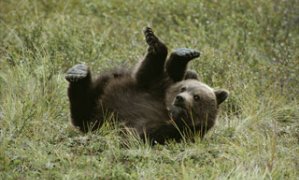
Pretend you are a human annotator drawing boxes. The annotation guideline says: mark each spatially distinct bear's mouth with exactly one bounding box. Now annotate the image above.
[168,104,188,120]
[173,101,187,109]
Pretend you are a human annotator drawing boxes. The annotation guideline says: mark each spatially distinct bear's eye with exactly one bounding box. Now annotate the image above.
[193,95,200,101]
[180,87,187,92]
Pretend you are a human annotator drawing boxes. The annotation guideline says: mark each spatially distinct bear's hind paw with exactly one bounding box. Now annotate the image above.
[65,64,89,82]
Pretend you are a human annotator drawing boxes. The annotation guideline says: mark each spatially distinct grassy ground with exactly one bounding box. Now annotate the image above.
[0,0,298,179]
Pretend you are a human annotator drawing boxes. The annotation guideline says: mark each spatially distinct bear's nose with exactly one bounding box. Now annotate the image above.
[175,95,184,103]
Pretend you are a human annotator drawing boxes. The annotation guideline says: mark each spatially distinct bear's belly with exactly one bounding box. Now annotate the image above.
[101,80,170,136]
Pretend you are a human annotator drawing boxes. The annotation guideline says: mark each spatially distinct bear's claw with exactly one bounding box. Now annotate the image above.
[172,48,200,61]
[143,27,159,47]
[65,64,89,82]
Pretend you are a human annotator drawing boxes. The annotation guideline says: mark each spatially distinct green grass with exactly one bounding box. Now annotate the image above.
[0,0,298,179]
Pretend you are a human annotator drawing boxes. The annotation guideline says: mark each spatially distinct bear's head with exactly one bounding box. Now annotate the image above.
[165,79,229,137]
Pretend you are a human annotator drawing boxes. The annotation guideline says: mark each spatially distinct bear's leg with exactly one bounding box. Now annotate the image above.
[166,48,200,82]
[66,64,103,132]
[135,27,168,88]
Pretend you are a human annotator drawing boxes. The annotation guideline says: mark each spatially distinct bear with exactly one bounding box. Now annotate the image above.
[165,79,229,139]
[65,27,228,144]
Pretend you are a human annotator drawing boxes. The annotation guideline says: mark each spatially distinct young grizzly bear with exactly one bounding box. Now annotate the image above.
[66,27,228,144]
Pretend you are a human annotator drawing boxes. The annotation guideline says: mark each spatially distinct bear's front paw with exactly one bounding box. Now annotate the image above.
[143,27,159,47]
[172,48,200,62]
[65,64,89,82]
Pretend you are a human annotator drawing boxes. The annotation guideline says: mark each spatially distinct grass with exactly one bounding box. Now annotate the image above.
[0,0,298,179]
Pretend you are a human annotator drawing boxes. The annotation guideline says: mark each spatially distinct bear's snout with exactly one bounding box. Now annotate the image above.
[174,95,187,108]
[173,92,193,110]
[175,95,184,103]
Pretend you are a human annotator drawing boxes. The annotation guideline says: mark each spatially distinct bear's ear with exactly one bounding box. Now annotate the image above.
[214,89,229,105]
[184,70,200,80]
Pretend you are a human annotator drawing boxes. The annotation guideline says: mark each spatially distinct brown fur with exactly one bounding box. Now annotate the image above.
[65,27,228,144]
[166,80,228,138]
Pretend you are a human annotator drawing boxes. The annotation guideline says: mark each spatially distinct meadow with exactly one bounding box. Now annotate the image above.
[0,0,298,179]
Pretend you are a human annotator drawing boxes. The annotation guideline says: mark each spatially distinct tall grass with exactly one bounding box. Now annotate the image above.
[0,0,298,179]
